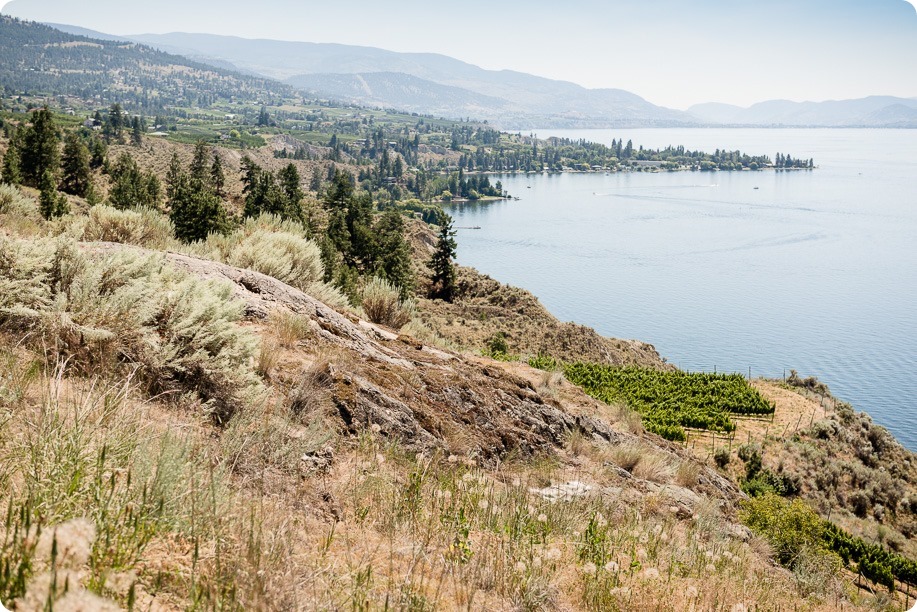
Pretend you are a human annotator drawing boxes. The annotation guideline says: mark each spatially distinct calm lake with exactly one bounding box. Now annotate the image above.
[446,128,917,450]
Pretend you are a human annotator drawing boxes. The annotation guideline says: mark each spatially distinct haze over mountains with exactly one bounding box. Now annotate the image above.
[689,97,917,128]
[45,23,917,129]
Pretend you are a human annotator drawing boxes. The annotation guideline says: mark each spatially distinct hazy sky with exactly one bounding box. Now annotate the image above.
[3,0,916,108]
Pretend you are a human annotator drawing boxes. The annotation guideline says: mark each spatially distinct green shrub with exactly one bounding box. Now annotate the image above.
[0,184,37,217]
[195,214,348,309]
[82,205,178,250]
[739,493,828,567]
[0,236,261,422]
[713,448,731,469]
[484,332,510,359]
[528,354,558,371]
[360,277,415,330]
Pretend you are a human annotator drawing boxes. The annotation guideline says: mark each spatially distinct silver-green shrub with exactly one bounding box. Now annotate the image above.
[81,205,178,250]
[195,214,348,308]
[360,276,416,330]
[0,235,261,422]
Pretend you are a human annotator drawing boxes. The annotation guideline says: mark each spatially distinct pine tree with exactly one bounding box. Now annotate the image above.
[166,153,184,201]
[89,137,107,169]
[1,128,22,185]
[169,175,227,243]
[39,168,68,219]
[60,132,91,197]
[104,103,124,143]
[169,149,227,242]
[189,140,211,187]
[428,213,457,302]
[210,153,226,197]
[108,153,159,210]
[20,107,60,187]
[373,208,413,297]
[85,180,101,207]
[309,167,322,192]
[257,106,271,127]
[277,163,304,221]
[131,116,143,146]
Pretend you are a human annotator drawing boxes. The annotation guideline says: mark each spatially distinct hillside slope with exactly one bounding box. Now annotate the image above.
[2,177,915,608]
[0,16,294,109]
[55,27,699,128]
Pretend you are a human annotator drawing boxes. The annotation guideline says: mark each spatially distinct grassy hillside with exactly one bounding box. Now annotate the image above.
[1,158,915,610]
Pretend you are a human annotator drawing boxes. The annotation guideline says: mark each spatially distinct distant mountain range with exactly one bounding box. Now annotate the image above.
[1,17,293,109]
[47,26,697,129]
[688,97,917,128]
[44,23,917,129]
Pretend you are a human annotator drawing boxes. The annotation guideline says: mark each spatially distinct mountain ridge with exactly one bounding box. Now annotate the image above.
[46,24,697,128]
[688,95,917,127]
[36,21,917,129]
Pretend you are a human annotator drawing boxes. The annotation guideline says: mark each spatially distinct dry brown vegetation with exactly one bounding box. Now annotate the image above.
[1,166,911,611]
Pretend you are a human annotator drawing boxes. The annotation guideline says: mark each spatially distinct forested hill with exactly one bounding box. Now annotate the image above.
[0,16,295,111]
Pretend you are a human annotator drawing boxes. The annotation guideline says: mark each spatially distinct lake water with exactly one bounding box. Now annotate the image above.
[446,129,917,450]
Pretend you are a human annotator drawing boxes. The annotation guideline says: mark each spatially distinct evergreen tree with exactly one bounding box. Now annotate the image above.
[257,106,271,127]
[1,128,22,185]
[89,136,107,169]
[108,153,160,210]
[131,116,143,146]
[189,140,211,186]
[104,103,124,143]
[428,213,457,302]
[309,167,322,192]
[372,208,413,297]
[210,153,225,197]
[167,147,227,243]
[169,177,227,243]
[39,168,68,219]
[277,163,304,221]
[60,132,91,197]
[166,153,184,201]
[85,180,101,207]
[20,107,60,187]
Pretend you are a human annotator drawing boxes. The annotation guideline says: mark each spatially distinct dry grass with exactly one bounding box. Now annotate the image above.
[632,451,674,483]
[360,276,415,330]
[610,443,643,473]
[675,459,702,488]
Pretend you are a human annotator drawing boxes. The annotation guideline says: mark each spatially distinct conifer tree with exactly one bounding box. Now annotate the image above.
[210,153,225,197]
[189,140,211,186]
[85,180,101,207]
[277,163,304,221]
[20,107,59,187]
[428,213,457,302]
[373,208,413,297]
[309,167,322,192]
[89,137,107,169]
[170,183,226,243]
[108,153,160,210]
[39,168,68,219]
[1,128,22,185]
[131,116,143,146]
[60,132,91,197]
[104,103,124,143]
[169,150,227,243]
